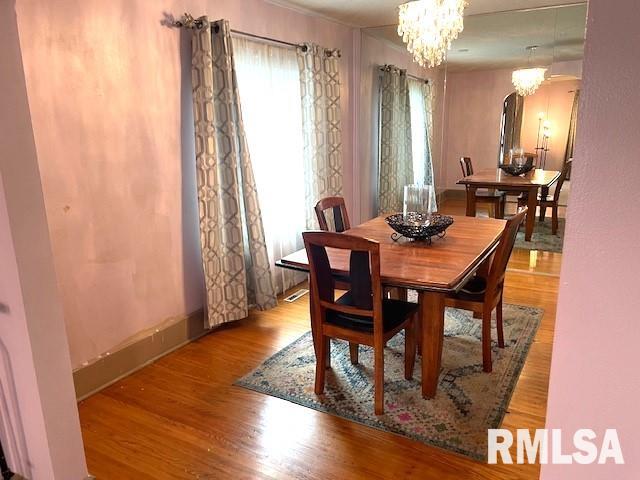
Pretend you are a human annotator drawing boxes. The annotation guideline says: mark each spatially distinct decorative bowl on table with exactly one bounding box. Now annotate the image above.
[499,159,535,176]
[385,212,454,244]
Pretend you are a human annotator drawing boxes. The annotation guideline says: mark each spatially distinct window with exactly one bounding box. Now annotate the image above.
[408,78,437,209]
[234,38,306,293]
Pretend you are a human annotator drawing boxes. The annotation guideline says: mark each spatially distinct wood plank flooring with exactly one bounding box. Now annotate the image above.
[78,199,562,479]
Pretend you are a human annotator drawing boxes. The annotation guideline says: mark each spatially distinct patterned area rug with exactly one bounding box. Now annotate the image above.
[515,217,565,253]
[236,304,542,460]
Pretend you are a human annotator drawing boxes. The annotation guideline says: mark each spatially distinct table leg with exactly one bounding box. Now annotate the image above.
[525,187,538,241]
[466,187,478,217]
[419,291,445,399]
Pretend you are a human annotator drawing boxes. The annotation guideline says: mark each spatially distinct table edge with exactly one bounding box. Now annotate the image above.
[275,236,501,293]
[457,170,561,188]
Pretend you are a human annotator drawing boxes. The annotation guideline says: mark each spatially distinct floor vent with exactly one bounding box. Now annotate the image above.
[283,289,309,303]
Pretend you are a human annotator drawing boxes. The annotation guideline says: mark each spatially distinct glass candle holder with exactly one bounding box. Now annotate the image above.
[510,147,525,166]
[403,184,434,225]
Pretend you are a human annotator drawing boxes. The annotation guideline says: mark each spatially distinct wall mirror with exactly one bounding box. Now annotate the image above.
[362,2,587,192]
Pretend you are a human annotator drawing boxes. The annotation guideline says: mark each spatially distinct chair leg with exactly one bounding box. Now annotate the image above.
[539,204,547,222]
[482,307,493,373]
[552,205,559,235]
[497,298,505,348]
[404,316,417,380]
[497,199,505,219]
[325,338,331,369]
[314,335,327,394]
[349,342,359,365]
[374,343,385,415]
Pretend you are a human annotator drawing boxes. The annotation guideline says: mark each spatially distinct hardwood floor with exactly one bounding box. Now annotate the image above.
[78,199,562,479]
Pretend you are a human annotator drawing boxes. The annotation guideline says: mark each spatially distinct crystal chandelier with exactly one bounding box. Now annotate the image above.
[512,68,547,96]
[398,0,466,68]
[512,46,547,96]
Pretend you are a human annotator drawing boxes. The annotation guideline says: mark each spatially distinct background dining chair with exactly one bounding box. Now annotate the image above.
[303,231,418,415]
[314,196,352,292]
[519,159,571,234]
[524,152,539,167]
[460,157,505,219]
[314,196,351,232]
[444,208,527,372]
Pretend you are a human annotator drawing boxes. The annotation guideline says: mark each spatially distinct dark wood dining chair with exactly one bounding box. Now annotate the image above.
[315,196,405,300]
[303,231,418,415]
[444,208,527,373]
[519,159,571,234]
[524,152,539,167]
[460,157,505,219]
[314,197,351,233]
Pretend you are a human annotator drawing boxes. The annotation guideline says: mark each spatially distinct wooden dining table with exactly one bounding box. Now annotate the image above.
[458,168,560,241]
[276,214,506,399]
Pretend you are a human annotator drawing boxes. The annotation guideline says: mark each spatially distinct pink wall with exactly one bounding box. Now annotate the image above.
[14,0,356,369]
[542,1,640,478]
[521,79,581,172]
[0,2,87,477]
[358,32,446,222]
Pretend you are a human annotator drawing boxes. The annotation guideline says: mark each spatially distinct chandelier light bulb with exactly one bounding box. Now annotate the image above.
[512,68,547,96]
[398,0,466,68]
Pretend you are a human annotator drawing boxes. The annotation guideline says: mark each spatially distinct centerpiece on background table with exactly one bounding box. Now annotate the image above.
[500,147,535,176]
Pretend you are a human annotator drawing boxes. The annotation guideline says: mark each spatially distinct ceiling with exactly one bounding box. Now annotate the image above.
[365,3,588,72]
[269,0,586,28]
[270,0,587,72]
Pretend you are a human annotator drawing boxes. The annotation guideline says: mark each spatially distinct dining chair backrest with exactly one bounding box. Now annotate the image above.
[460,157,474,177]
[553,159,573,203]
[487,208,528,295]
[302,232,383,328]
[524,152,538,167]
[314,197,351,233]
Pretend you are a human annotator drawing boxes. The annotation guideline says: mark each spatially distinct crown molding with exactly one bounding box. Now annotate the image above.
[263,0,363,28]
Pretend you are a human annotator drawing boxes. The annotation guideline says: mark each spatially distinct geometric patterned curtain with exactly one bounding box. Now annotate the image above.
[297,43,343,229]
[378,65,413,214]
[191,17,277,328]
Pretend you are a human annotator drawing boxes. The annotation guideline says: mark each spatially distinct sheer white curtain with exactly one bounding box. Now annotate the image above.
[234,37,306,293]
[408,78,437,210]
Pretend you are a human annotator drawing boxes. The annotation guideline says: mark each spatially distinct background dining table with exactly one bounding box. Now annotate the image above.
[457,168,560,240]
[277,214,506,399]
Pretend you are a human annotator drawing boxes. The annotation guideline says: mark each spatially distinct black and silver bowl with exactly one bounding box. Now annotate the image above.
[385,212,454,243]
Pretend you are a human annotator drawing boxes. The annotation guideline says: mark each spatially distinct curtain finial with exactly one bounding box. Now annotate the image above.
[173,13,206,29]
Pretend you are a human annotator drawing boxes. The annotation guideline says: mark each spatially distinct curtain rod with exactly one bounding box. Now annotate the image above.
[378,66,429,84]
[231,30,303,50]
[173,13,341,57]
